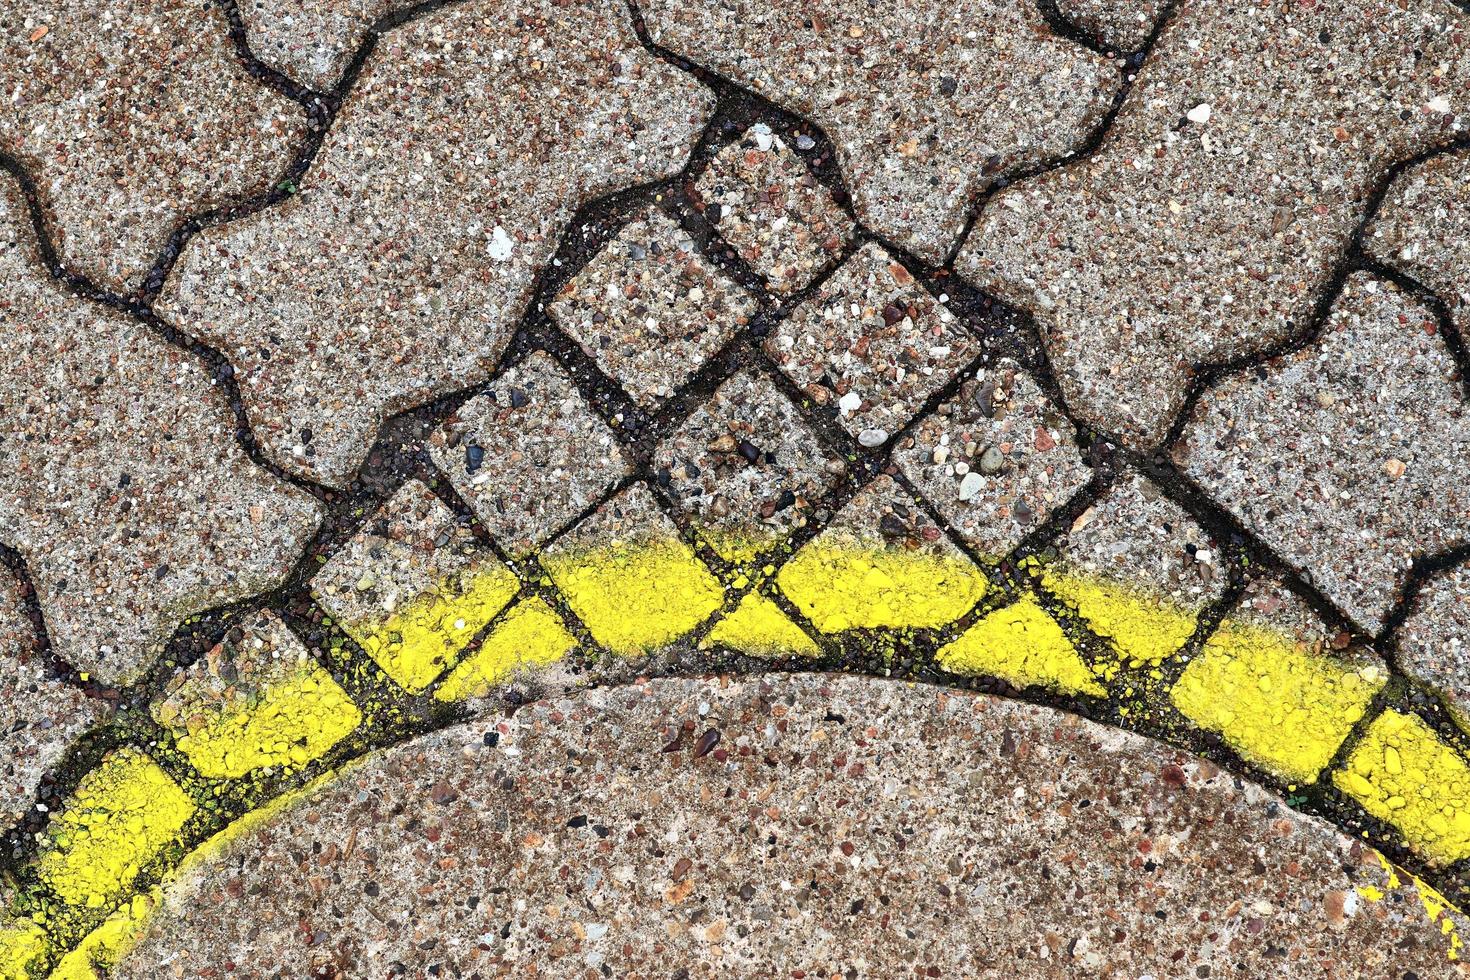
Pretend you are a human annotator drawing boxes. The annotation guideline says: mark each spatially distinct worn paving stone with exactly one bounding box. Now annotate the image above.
[1368,147,1470,340]
[0,178,322,688]
[1042,469,1224,666]
[1398,563,1470,730]
[0,0,306,292]
[653,369,844,563]
[1175,273,1470,635]
[1055,0,1170,51]
[158,0,713,487]
[428,352,631,560]
[766,241,977,448]
[643,0,1121,265]
[117,674,1468,977]
[549,209,758,407]
[693,126,854,295]
[895,358,1092,560]
[0,565,106,832]
[311,480,519,693]
[237,0,400,91]
[960,0,1470,449]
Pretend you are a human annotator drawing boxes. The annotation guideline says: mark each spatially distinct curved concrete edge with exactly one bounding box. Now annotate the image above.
[117,674,1467,978]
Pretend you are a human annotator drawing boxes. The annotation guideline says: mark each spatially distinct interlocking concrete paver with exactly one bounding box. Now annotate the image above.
[643,0,1121,265]
[0,178,322,688]
[654,369,843,563]
[550,209,758,406]
[960,0,1470,449]
[158,0,714,487]
[1055,0,1169,51]
[116,675,1469,977]
[428,352,632,559]
[702,591,820,658]
[1369,148,1470,339]
[938,593,1105,697]
[896,358,1092,559]
[1042,470,1223,667]
[237,0,399,90]
[0,0,306,292]
[1176,274,1470,634]
[311,480,519,693]
[693,127,854,295]
[1398,564,1470,730]
[767,242,977,447]
[433,597,576,703]
[1,566,106,832]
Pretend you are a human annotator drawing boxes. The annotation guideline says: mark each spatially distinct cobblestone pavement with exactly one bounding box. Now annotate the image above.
[2,0,1470,975]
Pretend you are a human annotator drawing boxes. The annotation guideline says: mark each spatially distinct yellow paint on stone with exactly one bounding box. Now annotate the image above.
[778,546,986,634]
[1335,710,1470,867]
[0,921,45,980]
[1043,572,1199,666]
[155,665,362,780]
[937,594,1105,697]
[38,749,195,909]
[1172,620,1384,784]
[1357,850,1465,962]
[435,598,577,701]
[351,566,521,692]
[543,539,724,656]
[703,592,820,658]
[47,892,154,980]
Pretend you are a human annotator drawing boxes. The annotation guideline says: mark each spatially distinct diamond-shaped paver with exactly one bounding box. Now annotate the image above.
[0,176,323,687]
[0,0,307,292]
[937,593,1105,698]
[1,566,106,831]
[1398,564,1470,731]
[766,242,978,447]
[1368,148,1470,342]
[540,484,724,656]
[694,126,854,295]
[1042,470,1224,667]
[642,0,1120,264]
[157,0,714,486]
[428,352,631,559]
[778,476,988,634]
[1175,274,1470,634]
[150,610,361,779]
[312,481,519,692]
[896,359,1091,560]
[654,370,844,563]
[237,0,402,90]
[549,210,758,406]
[960,0,1470,449]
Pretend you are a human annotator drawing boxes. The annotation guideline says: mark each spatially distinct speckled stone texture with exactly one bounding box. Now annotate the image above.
[642,0,1120,265]
[694,126,854,295]
[0,0,305,292]
[1398,564,1470,727]
[428,352,631,559]
[117,674,1467,977]
[237,0,400,90]
[1056,0,1170,51]
[1368,148,1470,339]
[1175,274,1470,634]
[654,370,844,563]
[960,0,1470,449]
[767,242,977,447]
[896,358,1092,559]
[158,0,713,487]
[0,177,322,687]
[0,566,106,832]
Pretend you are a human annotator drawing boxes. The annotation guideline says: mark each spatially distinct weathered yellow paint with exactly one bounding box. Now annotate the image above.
[778,546,987,634]
[435,598,577,701]
[703,592,820,658]
[47,893,154,980]
[542,539,724,655]
[937,594,1105,697]
[351,567,521,692]
[37,750,196,910]
[155,664,361,780]
[0,920,45,980]
[1358,851,1464,961]
[1336,710,1470,867]
[1043,572,1199,666]
[1172,620,1384,784]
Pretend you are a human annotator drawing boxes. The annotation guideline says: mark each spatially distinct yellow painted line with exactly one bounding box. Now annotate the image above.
[1172,619,1384,785]
[778,546,987,634]
[1335,710,1470,867]
[435,598,577,701]
[46,893,153,980]
[937,593,1105,697]
[1358,851,1464,961]
[1042,571,1201,669]
[703,592,820,658]
[0,921,45,980]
